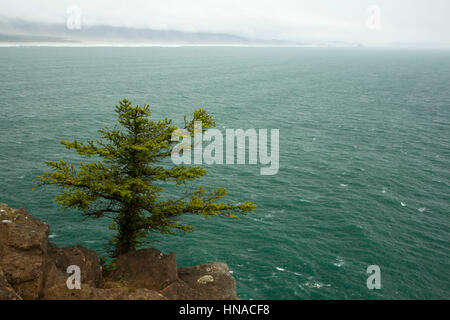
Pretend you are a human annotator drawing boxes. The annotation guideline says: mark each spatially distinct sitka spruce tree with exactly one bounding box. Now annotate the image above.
[36,99,256,257]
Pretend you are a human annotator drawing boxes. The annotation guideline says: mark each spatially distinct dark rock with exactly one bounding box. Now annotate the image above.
[178,262,237,300]
[0,204,51,299]
[42,284,167,300]
[0,267,21,300]
[119,288,167,300]
[105,248,177,290]
[42,261,67,293]
[58,245,102,287]
[48,242,70,270]
[160,279,197,300]
[41,244,102,296]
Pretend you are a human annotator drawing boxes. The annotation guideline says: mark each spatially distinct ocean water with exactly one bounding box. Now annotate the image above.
[0,47,449,299]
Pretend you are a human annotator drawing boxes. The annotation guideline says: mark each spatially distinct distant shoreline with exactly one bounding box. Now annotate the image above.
[0,42,362,48]
[1,43,448,49]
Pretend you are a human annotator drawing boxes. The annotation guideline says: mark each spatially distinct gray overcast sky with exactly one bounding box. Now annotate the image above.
[0,0,449,46]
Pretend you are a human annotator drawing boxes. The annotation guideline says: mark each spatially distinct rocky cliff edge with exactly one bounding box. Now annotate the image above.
[0,203,237,300]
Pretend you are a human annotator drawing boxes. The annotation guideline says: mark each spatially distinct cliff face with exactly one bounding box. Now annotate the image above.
[0,203,237,300]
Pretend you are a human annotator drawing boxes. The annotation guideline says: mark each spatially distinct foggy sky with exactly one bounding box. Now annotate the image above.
[0,0,449,46]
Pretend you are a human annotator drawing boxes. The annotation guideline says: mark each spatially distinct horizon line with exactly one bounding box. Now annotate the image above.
[1,43,450,49]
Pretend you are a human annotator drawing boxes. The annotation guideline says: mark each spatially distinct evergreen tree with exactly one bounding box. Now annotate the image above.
[35,99,256,257]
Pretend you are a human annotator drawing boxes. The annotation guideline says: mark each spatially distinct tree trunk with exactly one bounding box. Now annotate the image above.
[113,206,139,257]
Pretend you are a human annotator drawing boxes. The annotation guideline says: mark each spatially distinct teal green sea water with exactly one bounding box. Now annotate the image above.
[0,47,449,299]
